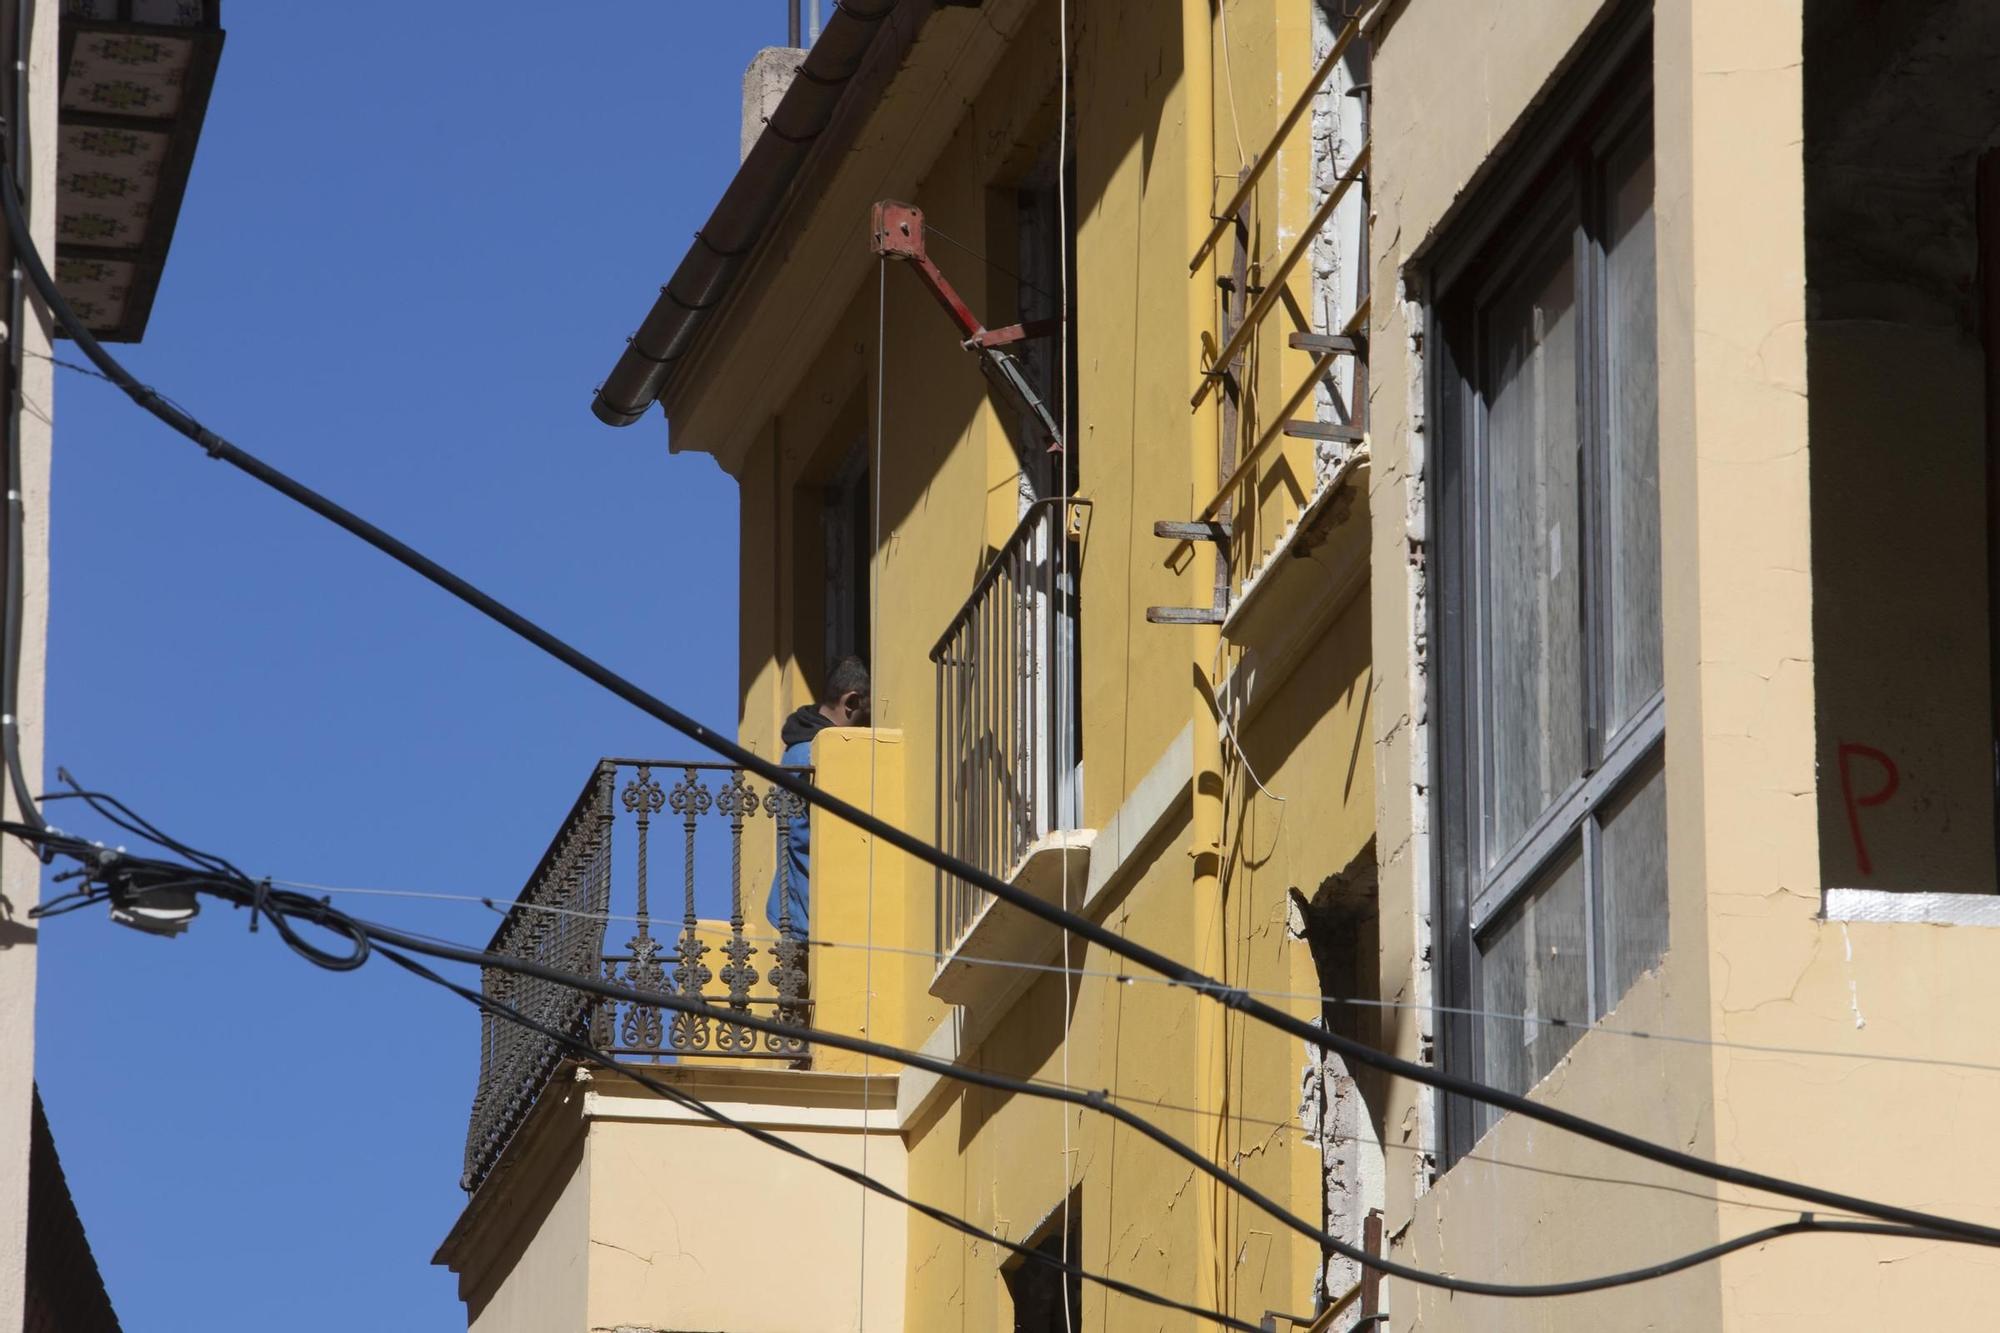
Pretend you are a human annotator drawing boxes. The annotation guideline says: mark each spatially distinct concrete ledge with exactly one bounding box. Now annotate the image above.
[1218,458,1371,733]
[1084,723,1193,908]
[1823,887,2000,927]
[928,830,1096,1007]
[1223,450,1369,644]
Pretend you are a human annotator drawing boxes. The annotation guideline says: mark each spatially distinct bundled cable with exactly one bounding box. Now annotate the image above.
[4,157,1995,1259]
[12,800,1994,1308]
[375,941,1269,1332]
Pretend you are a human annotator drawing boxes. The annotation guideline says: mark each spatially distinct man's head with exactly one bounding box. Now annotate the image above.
[819,656,872,727]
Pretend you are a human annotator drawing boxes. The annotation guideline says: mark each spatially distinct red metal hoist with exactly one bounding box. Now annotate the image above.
[869,200,1067,462]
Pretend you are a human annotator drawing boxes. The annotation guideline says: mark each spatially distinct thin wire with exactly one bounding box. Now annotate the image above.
[25,348,112,383]
[857,251,888,1330]
[273,904,2000,1287]
[1212,640,1288,809]
[999,1070,1877,1223]
[1214,0,1249,167]
[921,220,1057,303]
[17,157,2000,1255]
[351,943,2000,1303]
[157,863,2000,1297]
[22,820,2000,1300]
[68,857,1873,1229]
[267,877,2000,1079]
[1057,3,1076,1320]
[372,944,1269,1332]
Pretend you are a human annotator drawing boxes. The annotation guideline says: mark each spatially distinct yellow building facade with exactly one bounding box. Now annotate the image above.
[438,0,2000,1328]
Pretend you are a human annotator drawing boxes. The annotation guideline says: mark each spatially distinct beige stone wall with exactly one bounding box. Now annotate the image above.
[0,1,59,1326]
[1370,0,2000,1326]
[1366,0,1727,1323]
[583,1074,906,1333]
[464,1140,590,1333]
[449,0,2000,1325]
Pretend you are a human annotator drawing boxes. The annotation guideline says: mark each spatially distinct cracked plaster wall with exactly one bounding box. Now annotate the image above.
[1368,0,2000,1326]
[465,1138,590,1333]
[887,0,1382,1325]
[1366,0,1730,1325]
[585,1115,906,1333]
[894,0,1333,1325]
[1309,0,1369,490]
[1289,851,1388,1321]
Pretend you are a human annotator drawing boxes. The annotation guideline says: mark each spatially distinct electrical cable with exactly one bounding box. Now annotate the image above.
[55,839,1725,1194]
[380,945,1958,1320]
[919,221,1057,303]
[255,874,2000,1078]
[18,816,1995,1304]
[0,0,42,838]
[370,941,1271,1333]
[855,248,889,1331]
[44,773,246,879]
[184,893,2000,1297]
[8,144,2000,1256]
[1055,4,1077,1324]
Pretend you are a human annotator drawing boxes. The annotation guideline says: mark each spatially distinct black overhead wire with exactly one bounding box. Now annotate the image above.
[0,0,43,838]
[5,127,2000,1257]
[6,821,1254,1328]
[369,943,1270,1333]
[45,769,247,880]
[372,951,1946,1315]
[12,810,1991,1304]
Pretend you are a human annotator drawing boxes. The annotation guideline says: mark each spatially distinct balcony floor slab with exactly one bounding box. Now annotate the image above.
[929,829,1097,1008]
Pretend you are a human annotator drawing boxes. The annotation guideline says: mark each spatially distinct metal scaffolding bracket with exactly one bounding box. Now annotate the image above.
[870,199,1066,461]
[1156,19,1373,633]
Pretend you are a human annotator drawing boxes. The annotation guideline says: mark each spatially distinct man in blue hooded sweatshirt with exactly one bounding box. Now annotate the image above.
[766,656,870,941]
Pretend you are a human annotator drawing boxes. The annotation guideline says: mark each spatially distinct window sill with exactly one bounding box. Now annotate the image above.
[928,829,1098,1009]
[1822,887,2000,927]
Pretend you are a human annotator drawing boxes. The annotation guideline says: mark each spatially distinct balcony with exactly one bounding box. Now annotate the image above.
[929,497,1092,1004]
[460,758,813,1195]
[440,735,922,1328]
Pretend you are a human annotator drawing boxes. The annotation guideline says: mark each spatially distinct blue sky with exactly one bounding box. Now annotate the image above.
[33,5,781,1327]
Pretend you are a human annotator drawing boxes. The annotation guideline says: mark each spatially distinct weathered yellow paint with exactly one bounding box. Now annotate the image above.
[804,726,939,1067]
[671,0,1372,1326]
[451,1064,907,1333]
[445,0,2000,1327]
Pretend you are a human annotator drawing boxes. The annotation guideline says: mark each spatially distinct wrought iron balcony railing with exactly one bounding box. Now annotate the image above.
[461,758,813,1194]
[930,497,1087,957]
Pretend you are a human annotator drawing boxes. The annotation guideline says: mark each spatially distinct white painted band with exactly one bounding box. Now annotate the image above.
[1823,887,2000,928]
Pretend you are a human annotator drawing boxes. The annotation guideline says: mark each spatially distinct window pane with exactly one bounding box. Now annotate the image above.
[1475,842,1587,1134]
[1601,753,1668,1003]
[1604,139,1662,735]
[1482,232,1584,863]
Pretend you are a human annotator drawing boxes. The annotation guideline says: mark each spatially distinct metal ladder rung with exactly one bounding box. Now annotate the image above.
[1282,420,1365,443]
[1287,332,1364,355]
[1153,519,1231,543]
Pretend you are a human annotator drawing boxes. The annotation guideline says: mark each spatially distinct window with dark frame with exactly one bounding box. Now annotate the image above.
[1432,40,1665,1159]
[822,439,870,684]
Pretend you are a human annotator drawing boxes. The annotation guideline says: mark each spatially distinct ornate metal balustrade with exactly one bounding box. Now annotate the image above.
[461,758,814,1193]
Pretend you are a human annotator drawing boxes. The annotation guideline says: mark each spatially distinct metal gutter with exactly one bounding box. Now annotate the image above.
[591,0,926,427]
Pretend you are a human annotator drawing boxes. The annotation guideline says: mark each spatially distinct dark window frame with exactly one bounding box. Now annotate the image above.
[1428,20,1661,1166]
